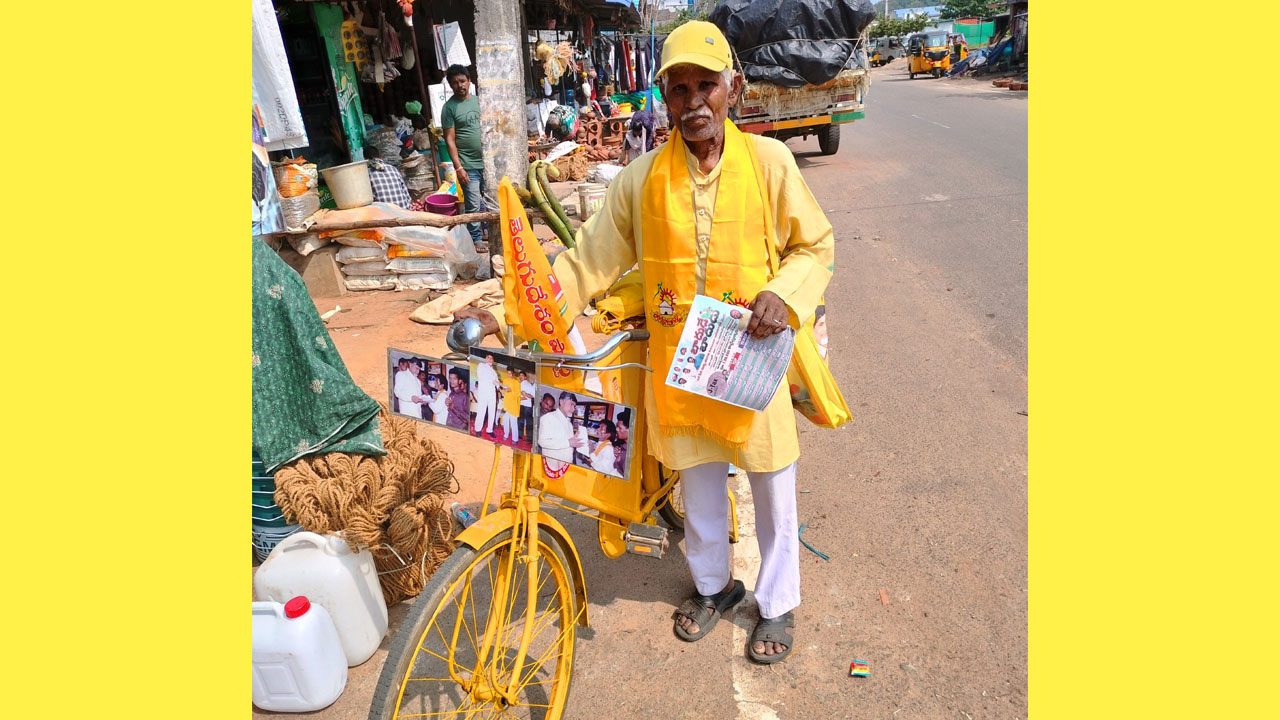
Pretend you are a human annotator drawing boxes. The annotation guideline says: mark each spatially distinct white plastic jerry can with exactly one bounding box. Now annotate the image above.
[253,531,389,666]
[252,597,347,712]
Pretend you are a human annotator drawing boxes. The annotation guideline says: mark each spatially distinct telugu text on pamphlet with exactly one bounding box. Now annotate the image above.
[665,295,795,411]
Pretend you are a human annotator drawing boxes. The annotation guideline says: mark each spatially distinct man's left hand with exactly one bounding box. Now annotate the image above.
[746,291,789,339]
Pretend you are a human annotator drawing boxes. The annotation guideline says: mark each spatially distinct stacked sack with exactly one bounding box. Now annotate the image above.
[319,203,481,292]
[332,232,395,292]
[387,243,455,290]
[273,159,321,229]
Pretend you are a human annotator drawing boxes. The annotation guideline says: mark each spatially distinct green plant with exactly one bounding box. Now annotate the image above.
[939,1,1003,20]
[868,15,929,39]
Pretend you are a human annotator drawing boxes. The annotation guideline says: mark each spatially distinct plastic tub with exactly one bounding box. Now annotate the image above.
[252,506,290,525]
[254,531,389,666]
[252,597,347,712]
[577,183,606,221]
[319,161,374,209]
[425,192,459,216]
[252,528,301,563]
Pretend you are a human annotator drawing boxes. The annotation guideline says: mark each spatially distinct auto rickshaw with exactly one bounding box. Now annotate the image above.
[906,31,952,78]
[869,36,900,67]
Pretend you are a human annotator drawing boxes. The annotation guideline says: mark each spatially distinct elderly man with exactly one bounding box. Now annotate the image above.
[456,20,833,664]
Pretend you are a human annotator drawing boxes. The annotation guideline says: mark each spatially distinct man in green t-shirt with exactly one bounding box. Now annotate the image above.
[441,64,486,246]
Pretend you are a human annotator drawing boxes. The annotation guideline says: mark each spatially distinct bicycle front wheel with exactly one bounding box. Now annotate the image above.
[370,528,579,720]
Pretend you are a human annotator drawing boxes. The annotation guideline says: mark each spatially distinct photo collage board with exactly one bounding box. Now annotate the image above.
[387,347,635,480]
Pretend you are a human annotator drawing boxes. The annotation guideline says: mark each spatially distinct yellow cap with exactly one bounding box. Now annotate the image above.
[655,21,733,79]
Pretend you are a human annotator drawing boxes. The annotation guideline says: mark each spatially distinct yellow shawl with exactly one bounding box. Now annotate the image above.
[640,120,770,447]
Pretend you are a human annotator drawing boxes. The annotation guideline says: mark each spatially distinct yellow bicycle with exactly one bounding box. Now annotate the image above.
[370,327,734,719]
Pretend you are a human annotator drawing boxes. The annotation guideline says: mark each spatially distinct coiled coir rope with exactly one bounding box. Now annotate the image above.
[273,403,459,606]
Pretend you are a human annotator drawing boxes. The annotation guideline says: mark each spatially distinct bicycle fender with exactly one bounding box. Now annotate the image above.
[454,510,590,628]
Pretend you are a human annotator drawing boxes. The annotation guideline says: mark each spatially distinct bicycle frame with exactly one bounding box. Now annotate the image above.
[439,325,697,709]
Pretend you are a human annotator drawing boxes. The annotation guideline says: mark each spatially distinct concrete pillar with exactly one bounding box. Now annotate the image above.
[473,0,529,203]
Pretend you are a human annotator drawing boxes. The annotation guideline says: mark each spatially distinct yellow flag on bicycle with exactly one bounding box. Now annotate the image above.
[497,177,584,391]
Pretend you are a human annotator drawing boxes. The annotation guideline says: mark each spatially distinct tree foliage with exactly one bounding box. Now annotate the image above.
[868,15,929,39]
[656,7,708,34]
[939,0,1003,20]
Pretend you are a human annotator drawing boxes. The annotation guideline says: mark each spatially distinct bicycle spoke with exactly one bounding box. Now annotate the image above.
[517,619,574,689]
[393,706,487,719]
[452,578,481,654]
[495,549,562,680]
[494,559,546,678]
[491,551,531,675]
[521,592,567,653]
[416,643,459,669]
[406,676,461,684]
[390,531,573,720]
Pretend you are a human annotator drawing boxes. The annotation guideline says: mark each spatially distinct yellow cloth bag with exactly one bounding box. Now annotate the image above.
[591,271,646,334]
[746,139,852,429]
[785,307,850,428]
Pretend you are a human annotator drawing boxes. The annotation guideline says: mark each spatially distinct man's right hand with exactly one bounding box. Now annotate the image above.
[456,167,470,188]
[454,306,501,337]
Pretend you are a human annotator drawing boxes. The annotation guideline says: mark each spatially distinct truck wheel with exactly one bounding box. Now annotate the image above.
[818,125,840,156]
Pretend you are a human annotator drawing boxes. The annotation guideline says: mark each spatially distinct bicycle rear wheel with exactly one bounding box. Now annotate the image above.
[370,528,578,720]
[656,464,685,531]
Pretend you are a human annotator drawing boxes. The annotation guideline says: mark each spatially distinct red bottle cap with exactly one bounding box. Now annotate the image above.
[284,596,311,618]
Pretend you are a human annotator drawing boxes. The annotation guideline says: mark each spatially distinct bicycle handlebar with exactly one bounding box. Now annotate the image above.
[527,328,649,364]
[446,319,649,365]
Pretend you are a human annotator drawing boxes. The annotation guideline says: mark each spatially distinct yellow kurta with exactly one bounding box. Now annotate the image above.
[510,135,834,472]
[500,379,521,415]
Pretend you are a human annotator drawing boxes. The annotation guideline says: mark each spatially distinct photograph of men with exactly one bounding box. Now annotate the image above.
[470,352,501,439]
[534,386,632,480]
[468,348,537,448]
[388,349,469,434]
[535,390,589,478]
[518,371,536,444]
[445,367,470,431]
[392,356,424,419]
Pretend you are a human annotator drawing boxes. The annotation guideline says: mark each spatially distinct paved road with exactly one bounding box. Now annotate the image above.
[561,68,1028,720]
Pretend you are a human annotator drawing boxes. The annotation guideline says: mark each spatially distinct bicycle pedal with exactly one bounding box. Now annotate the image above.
[624,522,669,558]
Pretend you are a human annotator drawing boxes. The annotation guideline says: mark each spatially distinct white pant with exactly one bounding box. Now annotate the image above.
[473,391,497,433]
[500,411,517,440]
[680,461,800,620]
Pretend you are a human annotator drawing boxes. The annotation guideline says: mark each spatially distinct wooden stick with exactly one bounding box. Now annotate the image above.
[305,210,500,232]
[265,204,565,236]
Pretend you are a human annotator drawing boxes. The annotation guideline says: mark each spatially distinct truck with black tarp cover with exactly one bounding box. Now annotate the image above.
[710,0,875,155]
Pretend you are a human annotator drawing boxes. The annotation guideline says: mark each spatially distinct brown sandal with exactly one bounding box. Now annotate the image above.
[673,580,746,642]
[747,611,795,664]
